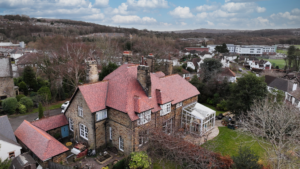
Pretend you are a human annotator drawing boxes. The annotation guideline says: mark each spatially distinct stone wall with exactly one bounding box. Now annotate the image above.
[52,153,67,164]
[48,127,61,138]
[65,90,95,149]
[0,77,15,98]
[95,118,106,149]
[106,108,133,155]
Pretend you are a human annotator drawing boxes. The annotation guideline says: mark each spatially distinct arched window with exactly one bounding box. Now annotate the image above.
[119,136,124,151]
[79,123,88,140]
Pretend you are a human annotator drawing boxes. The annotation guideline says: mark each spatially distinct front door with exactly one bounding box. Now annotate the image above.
[61,125,69,138]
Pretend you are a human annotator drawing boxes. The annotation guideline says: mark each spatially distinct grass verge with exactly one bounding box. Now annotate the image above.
[277,49,287,54]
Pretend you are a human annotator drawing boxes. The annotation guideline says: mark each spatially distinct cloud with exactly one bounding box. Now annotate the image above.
[256,7,266,13]
[112,3,128,15]
[180,22,187,26]
[196,4,218,12]
[209,9,236,17]
[111,15,157,24]
[271,11,300,21]
[207,21,214,26]
[127,0,168,8]
[94,0,109,7]
[292,8,300,14]
[196,12,208,19]
[83,13,105,20]
[160,22,172,26]
[169,6,193,18]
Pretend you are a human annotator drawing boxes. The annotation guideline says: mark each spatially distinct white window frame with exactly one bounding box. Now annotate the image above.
[119,136,124,151]
[160,102,171,116]
[163,118,173,134]
[176,102,183,108]
[69,118,74,131]
[79,123,88,140]
[109,127,112,140]
[137,110,151,125]
[96,109,107,121]
[78,106,83,117]
[139,130,149,147]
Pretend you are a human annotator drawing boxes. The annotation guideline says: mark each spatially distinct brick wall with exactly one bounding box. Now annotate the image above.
[65,90,95,149]
[0,77,15,98]
[95,119,106,149]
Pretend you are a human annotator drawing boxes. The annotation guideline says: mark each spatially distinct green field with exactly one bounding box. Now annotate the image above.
[294,45,300,49]
[277,49,287,54]
[257,58,286,69]
[203,127,268,161]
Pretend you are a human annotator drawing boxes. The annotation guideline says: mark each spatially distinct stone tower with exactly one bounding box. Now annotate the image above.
[86,59,99,83]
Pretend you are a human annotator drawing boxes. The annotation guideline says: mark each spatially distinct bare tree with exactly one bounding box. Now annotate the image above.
[240,98,300,169]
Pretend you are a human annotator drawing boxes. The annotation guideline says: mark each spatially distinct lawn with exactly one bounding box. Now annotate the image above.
[202,103,226,116]
[294,45,300,49]
[8,102,63,117]
[203,127,268,161]
[257,57,286,69]
[277,49,287,54]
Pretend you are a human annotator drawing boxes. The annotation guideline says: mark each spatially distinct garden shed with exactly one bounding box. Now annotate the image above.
[181,103,216,136]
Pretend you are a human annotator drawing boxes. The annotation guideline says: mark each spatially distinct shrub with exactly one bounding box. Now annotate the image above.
[37,86,52,102]
[232,146,263,169]
[54,133,60,139]
[18,103,26,114]
[16,94,25,101]
[2,97,18,115]
[217,100,228,111]
[29,92,37,97]
[128,151,151,169]
[19,81,28,96]
[38,103,44,119]
[19,97,33,111]
[113,158,130,169]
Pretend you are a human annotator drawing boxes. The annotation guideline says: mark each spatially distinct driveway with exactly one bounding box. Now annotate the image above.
[9,108,62,131]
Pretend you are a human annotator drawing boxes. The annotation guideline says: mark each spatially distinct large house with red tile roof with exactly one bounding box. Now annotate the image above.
[65,55,202,155]
[15,120,69,168]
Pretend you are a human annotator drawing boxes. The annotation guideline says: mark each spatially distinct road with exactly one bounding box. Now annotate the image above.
[8,108,62,131]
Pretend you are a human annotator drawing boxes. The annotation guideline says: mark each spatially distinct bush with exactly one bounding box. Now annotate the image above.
[19,97,33,111]
[54,133,60,139]
[18,103,26,114]
[29,92,37,97]
[113,158,129,169]
[16,94,25,101]
[2,97,18,115]
[128,151,151,169]
[37,86,52,102]
[19,81,28,96]
[38,103,44,119]
[232,146,263,169]
[217,100,228,111]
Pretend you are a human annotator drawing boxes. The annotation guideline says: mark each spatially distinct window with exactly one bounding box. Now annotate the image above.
[176,102,183,108]
[160,102,171,116]
[162,118,173,134]
[137,110,151,125]
[109,127,112,140]
[69,118,74,131]
[78,106,83,117]
[79,124,88,140]
[139,130,149,147]
[96,109,107,121]
[9,151,15,159]
[119,136,124,151]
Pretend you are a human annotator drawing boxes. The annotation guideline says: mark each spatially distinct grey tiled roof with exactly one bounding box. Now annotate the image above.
[265,75,293,92]
[10,152,36,169]
[0,57,12,77]
[0,115,18,143]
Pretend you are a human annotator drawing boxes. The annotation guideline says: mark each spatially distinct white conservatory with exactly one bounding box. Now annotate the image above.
[181,103,216,136]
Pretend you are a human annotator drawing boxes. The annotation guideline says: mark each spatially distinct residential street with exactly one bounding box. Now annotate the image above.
[9,108,62,131]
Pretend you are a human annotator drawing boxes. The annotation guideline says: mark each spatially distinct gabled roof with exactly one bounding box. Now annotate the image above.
[156,89,173,104]
[0,133,21,147]
[78,81,108,113]
[15,120,69,161]
[102,64,199,121]
[31,114,68,131]
[0,115,18,143]
[154,71,165,78]
[220,68,236,77]
[265,75,293,92]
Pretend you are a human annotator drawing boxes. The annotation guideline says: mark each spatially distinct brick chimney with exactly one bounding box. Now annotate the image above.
[86,59,99,83]
[137,65,151,97]
[122,51,132,64]
[146,53,155,72]
[165,59,173,76]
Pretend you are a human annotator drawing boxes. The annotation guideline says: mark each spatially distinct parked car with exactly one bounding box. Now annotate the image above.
[61,107,67,114]
[61,101,69,109]
[238,68,243,72]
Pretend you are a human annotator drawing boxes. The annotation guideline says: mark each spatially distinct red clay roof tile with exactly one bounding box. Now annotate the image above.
[31,114,68,131]
[15,120,69,161]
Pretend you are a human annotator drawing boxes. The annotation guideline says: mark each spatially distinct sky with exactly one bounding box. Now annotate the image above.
[0,0,299,31]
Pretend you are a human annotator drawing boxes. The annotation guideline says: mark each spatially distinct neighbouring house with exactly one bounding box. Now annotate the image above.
[15,120,69,169]
[244,58,272,70]
[31,114,69,139]
[0,57,16,100]
[64,53,209,156]
[184,47,209,53]
[220,56,238,68]
[10,152,37,169]
[0,115,22,160]
[265,75,298,104]
[218,68,236,83]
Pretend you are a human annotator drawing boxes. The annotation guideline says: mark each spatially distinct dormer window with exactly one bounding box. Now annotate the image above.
[160,102,171,116]
[137,110,151,125]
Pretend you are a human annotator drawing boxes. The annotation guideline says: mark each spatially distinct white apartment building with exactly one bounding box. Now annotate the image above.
[208,44,277,55]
